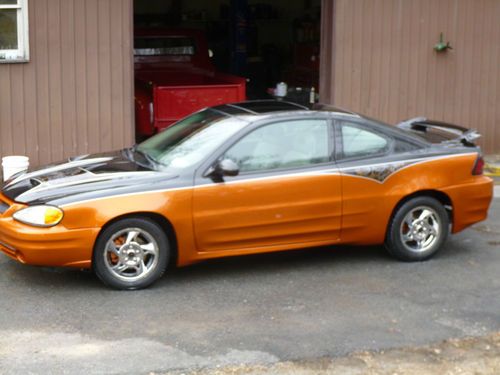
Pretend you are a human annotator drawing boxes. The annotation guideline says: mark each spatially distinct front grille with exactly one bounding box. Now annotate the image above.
[0,201,9,214]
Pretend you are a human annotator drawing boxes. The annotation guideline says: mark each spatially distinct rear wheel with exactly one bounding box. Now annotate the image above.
[385,196,449,261]
[93,218,169,290]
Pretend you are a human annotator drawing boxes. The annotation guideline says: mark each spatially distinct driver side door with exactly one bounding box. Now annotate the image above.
[192,117,342,254]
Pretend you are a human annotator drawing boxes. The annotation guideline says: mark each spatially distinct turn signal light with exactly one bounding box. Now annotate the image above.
[44,207,64,225]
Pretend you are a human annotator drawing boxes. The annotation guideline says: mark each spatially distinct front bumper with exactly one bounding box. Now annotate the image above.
[0,212,99,269]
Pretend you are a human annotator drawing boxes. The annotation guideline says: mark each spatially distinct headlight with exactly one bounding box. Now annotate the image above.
[13,205,64,227]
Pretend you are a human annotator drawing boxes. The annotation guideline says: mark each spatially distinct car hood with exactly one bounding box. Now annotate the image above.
[1,150,178,205]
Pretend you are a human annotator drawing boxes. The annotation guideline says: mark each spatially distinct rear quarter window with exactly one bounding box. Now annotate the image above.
[394,138,422,153]
[340,123,390,159]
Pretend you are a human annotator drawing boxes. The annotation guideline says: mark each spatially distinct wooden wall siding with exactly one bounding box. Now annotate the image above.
[0,0,134,166]
[321,0,500,153]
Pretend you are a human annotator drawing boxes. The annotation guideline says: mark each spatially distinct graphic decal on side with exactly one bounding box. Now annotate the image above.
[341,160,420,183]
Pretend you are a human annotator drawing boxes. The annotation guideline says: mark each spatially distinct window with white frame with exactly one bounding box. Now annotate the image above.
[0,0,29,62]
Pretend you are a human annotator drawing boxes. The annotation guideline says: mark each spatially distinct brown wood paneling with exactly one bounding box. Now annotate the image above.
[320,0,335,104]
[34,0,51,165]
[74,0,89,156]
[97,0,112,152]
[0,65,13,156]
[321,0,500,153]
[123,0,134,148]
[110,0,125,151]
[10,64,26,155]
[86,0,101,155]
[47,0,64,162]
[60,0,77,159]
[0,0,134,167]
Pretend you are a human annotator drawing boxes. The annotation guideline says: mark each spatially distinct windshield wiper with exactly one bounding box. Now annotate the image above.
[135,148,159,166]
[123,147,135,162]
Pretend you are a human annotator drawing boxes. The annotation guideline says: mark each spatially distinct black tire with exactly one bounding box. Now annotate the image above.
[93,217,169,290]
[385,196,449,262]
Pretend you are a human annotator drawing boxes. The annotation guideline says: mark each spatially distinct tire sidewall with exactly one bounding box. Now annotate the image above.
[386,197,449,261]
[93,218,169,290]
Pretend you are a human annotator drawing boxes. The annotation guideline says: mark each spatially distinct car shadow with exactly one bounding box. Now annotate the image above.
[161,234,475,286]
[0,236,473,291]
[154,246,394,288]
[163,245,389,283]
[0,245,387,290]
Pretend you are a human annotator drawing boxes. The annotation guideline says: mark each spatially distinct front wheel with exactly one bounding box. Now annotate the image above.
[385,196,449,261]
[93,218,169,290]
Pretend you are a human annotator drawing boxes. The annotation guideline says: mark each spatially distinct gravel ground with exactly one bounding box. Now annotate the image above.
[163,333,500,375]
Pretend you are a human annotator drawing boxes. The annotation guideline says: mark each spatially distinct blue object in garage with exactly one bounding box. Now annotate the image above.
[230,0,248,76]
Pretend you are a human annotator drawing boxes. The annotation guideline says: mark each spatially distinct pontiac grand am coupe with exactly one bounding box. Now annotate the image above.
[0,101,493,289]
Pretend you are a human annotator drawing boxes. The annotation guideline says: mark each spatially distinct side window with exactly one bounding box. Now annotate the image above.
[394,139,420,153]
[341,123,389,159]
[0,0,29,62]
[224,119,330,173]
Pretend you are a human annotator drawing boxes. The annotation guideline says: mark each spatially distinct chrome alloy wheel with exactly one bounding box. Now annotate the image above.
[103,227,159,282]
[400,206,441,253]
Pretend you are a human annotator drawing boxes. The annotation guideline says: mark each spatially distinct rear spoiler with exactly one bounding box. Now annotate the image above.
[397,117,481,145]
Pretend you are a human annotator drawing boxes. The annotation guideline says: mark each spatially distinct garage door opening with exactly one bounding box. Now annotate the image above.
[133,0,322,142]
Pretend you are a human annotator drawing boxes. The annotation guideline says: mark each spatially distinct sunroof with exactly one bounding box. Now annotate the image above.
[212,100,308,117]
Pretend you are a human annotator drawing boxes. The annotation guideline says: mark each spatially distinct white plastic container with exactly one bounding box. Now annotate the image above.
[275,82,288,97]
[2,156,29,181]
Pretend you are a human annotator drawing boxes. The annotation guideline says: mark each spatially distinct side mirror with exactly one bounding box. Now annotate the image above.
[205,159,240,180]
[216,159,239,177]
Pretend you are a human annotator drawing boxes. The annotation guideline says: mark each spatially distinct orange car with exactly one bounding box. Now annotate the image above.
[0,101,493,289]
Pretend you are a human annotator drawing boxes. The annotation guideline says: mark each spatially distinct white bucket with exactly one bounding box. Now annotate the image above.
[2,156,30,181]
[275,82,288,97]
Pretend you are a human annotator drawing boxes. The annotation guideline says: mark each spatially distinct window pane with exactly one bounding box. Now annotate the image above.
[0,9,18,50]
[0,1,18,5]
[225,120,330,173]
[342,124,389,158]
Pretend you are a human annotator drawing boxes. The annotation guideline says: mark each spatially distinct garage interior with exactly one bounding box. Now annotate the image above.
[133,0,322,103]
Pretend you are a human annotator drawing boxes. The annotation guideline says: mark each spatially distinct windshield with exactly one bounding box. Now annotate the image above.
[136,109,248,171]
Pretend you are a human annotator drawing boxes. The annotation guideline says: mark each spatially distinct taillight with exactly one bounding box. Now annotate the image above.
[472,155,484,175]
